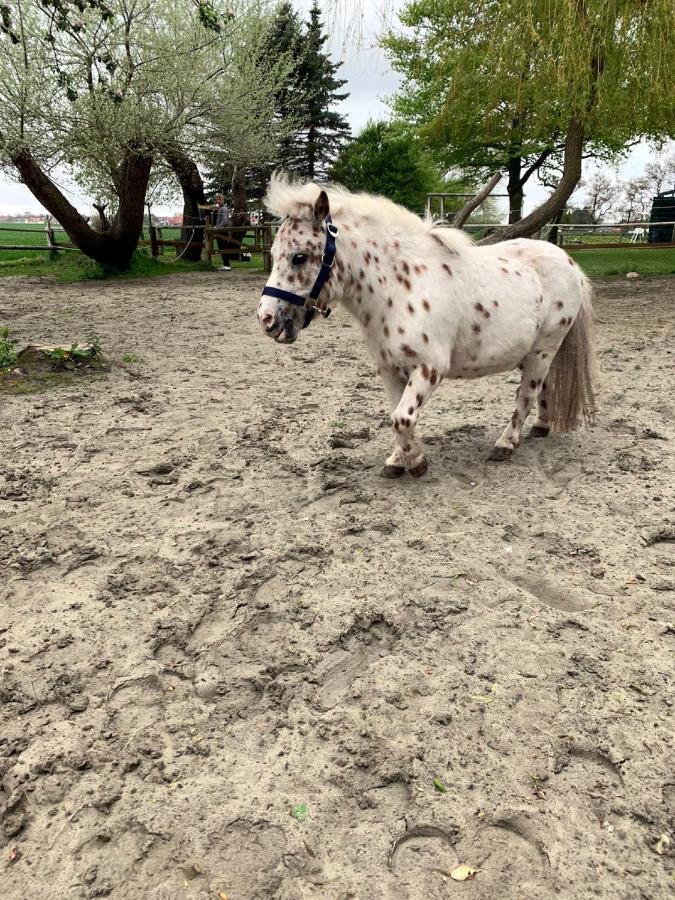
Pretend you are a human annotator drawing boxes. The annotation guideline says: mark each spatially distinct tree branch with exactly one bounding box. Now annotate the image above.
[452,171,501,228]
[518,147,554,188]
[480,118,584,244]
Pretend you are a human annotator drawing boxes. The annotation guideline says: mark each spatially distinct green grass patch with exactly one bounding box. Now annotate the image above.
[0,326,19,370]
[0,251,213,283]
[569,247,675,278]
[0,331,108,395]
[208,251,265,272]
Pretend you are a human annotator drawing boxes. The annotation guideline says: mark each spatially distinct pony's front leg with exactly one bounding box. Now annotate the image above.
[383,364,440,478]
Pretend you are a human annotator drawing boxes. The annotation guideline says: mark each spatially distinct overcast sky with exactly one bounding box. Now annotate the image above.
[0,0,667,217]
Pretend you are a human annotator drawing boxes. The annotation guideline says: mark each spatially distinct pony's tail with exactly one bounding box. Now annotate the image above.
[547,276,599,432]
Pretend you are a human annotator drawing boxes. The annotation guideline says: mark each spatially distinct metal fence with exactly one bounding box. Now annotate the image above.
[459,220,675,248]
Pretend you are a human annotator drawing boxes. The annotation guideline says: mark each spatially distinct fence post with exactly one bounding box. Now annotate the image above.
[262,225,272,273]
[149,225,159,258]
[45,216,58,261]
[206,227,213,267]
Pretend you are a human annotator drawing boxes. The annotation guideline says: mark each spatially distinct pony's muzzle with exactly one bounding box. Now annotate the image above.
[258,296,301,343]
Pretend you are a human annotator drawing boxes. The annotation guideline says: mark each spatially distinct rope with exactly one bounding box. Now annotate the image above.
[173,222,199,261]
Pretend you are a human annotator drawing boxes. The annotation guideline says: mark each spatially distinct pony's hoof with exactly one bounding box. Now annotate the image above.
[409,458,428,478]
[530,425,550,438]
[489,445,514,461]
[380,464,406,479]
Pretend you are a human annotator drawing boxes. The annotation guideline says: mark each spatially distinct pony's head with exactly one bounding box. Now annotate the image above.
[258,181,338,344]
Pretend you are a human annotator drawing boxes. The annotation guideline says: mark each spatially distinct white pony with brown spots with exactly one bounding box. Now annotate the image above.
[258,174,598,478]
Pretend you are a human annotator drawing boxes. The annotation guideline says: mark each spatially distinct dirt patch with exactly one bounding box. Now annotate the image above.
[1,272,674,899]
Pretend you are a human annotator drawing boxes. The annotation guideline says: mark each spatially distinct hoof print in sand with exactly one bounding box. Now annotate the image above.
[457,817,549,895]
[511,573,596,613]
[389,824,460,893]
[316,619,399,710]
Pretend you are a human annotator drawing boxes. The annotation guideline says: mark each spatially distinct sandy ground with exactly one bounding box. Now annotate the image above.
[1,271,674,900]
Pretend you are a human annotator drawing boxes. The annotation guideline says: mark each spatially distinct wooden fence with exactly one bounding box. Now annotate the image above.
[1,220,276,271]
[0,222,78,259]
[140,224,275,271]
[6,217,675,270]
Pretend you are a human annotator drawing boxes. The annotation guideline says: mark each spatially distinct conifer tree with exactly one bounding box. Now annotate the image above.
[260,0,350,180]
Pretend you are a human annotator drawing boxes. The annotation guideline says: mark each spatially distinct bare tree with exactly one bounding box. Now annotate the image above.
[581,171,617,223]
[644,153,675,196]
[617,177,651,223]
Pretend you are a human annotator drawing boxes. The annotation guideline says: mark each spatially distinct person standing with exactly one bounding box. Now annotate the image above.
[213,192,231,271]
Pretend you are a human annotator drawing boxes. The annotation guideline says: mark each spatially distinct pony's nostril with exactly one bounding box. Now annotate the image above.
[261,314,274,328]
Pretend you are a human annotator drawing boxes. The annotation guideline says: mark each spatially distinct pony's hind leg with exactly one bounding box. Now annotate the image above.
[490,351,551,460]
[530,379,550,437]
[379,368,407,477]
[384,364,441,477]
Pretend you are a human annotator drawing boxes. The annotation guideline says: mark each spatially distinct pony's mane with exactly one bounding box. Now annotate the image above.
[265,172,473,254]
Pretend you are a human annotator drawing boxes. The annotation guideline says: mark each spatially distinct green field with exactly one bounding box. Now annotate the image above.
[0,222,66,262]
[569,246,675,277]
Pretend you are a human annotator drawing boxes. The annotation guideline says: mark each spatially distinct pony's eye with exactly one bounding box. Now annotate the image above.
[291,252,307,266]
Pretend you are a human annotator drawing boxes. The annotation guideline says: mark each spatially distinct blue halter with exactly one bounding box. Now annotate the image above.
[261,215,338,329]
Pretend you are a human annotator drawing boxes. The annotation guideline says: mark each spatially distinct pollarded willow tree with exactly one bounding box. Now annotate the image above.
[158,8,295,259]
[383,0,675,239]
[0,0,288,270]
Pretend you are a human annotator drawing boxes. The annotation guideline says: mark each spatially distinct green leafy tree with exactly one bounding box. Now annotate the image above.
[330,120,444,212]
[383,0,675,239]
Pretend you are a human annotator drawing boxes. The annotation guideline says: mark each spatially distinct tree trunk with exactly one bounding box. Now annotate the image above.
[452,172,502,228]
[12,147,151,270]
[164,146,206,262]
[307,125,316,181]
[507,157,524,223]
[547,208,565,244]
[231,165,248,225]
[113,153,154,265]
[480,118,584,245]
[230,165,249,261]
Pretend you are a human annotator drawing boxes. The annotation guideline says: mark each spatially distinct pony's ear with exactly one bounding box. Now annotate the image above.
[313,190,330,222]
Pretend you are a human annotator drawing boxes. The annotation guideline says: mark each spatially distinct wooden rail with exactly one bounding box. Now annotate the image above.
[140,223,275,271]
[0,223,76,257]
